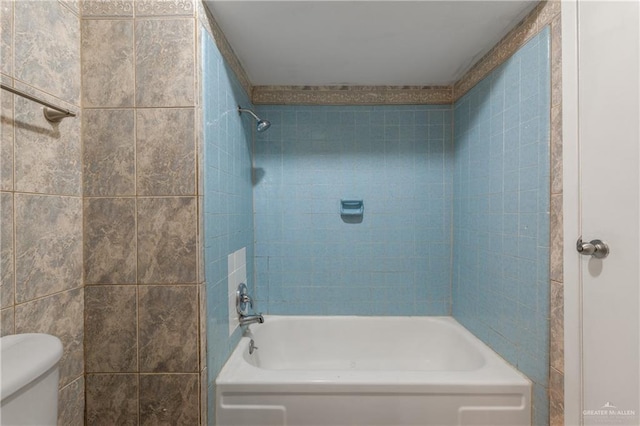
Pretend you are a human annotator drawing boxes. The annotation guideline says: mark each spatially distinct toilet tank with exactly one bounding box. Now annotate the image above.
[1,333,63,426]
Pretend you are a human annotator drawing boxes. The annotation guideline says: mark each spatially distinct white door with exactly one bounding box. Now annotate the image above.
[563,1,640,425]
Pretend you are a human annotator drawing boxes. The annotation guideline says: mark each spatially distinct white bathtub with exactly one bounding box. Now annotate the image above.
[216,316,531,426]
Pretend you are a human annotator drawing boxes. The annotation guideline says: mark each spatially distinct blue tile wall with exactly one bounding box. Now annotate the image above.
[201,27,255,420]
[451,28,551,425]
[253,105,453,316]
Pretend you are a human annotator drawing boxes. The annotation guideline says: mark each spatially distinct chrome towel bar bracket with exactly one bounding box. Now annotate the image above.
[0,83,76,123]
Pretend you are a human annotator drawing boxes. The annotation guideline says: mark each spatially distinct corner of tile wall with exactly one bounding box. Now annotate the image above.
[197,0,252,100]
[81,1,203,424]
[200,20,254,394]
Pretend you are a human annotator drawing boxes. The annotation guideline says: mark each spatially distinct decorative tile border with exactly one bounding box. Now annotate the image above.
[454,0,560,101]
[548,11,564,426]
[198,0,560,107]
[197,1,252,98]
[252,85,452,105]
[81,0,134,17]
[135,0,194,17]
[82,0,196,18]
[550,360,565,426]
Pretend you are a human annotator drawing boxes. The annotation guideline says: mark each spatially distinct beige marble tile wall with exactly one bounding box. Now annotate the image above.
[80,0,203,424]
[0,0,84,424]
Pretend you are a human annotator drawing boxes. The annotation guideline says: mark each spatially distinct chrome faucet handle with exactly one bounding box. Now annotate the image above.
[236,283,252,315]
[239,293,253,309]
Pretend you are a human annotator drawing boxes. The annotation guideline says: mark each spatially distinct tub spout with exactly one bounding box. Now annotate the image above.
[239,314,264,326]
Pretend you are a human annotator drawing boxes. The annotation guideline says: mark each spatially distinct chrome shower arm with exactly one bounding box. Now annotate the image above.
[238,106,261,121]
[238,105,271,132]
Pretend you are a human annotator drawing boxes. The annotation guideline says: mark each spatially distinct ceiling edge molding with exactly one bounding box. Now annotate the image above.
[199,0,559,106]
[198,1,253,99]
[454,0,561,102]
[252,86,453,106]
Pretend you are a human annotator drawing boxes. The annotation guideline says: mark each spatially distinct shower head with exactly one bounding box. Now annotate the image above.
[256,119,271,132]
[238,106,271,132]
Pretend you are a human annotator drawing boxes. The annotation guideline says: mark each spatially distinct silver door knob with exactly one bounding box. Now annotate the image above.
[577,237,610,259]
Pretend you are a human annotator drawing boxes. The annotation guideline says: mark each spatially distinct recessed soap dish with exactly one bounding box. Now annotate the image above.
[340,199,364,216]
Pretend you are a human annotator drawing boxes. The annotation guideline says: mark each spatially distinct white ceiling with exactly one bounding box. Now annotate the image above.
[205,1,539,86]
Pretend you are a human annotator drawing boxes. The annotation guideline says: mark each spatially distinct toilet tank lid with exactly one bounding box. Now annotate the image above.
[1,333,63,401]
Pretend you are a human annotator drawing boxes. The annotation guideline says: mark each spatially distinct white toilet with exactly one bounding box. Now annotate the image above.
[1,333,63,425]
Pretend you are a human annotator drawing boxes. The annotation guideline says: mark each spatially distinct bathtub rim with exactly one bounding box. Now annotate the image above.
[216,315,531,391]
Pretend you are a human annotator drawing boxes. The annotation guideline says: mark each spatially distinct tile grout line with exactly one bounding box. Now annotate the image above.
[78,5,87,421]
[132,12,140,423]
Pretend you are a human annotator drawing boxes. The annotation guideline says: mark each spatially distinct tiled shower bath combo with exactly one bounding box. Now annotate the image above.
[0,0,563,425]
